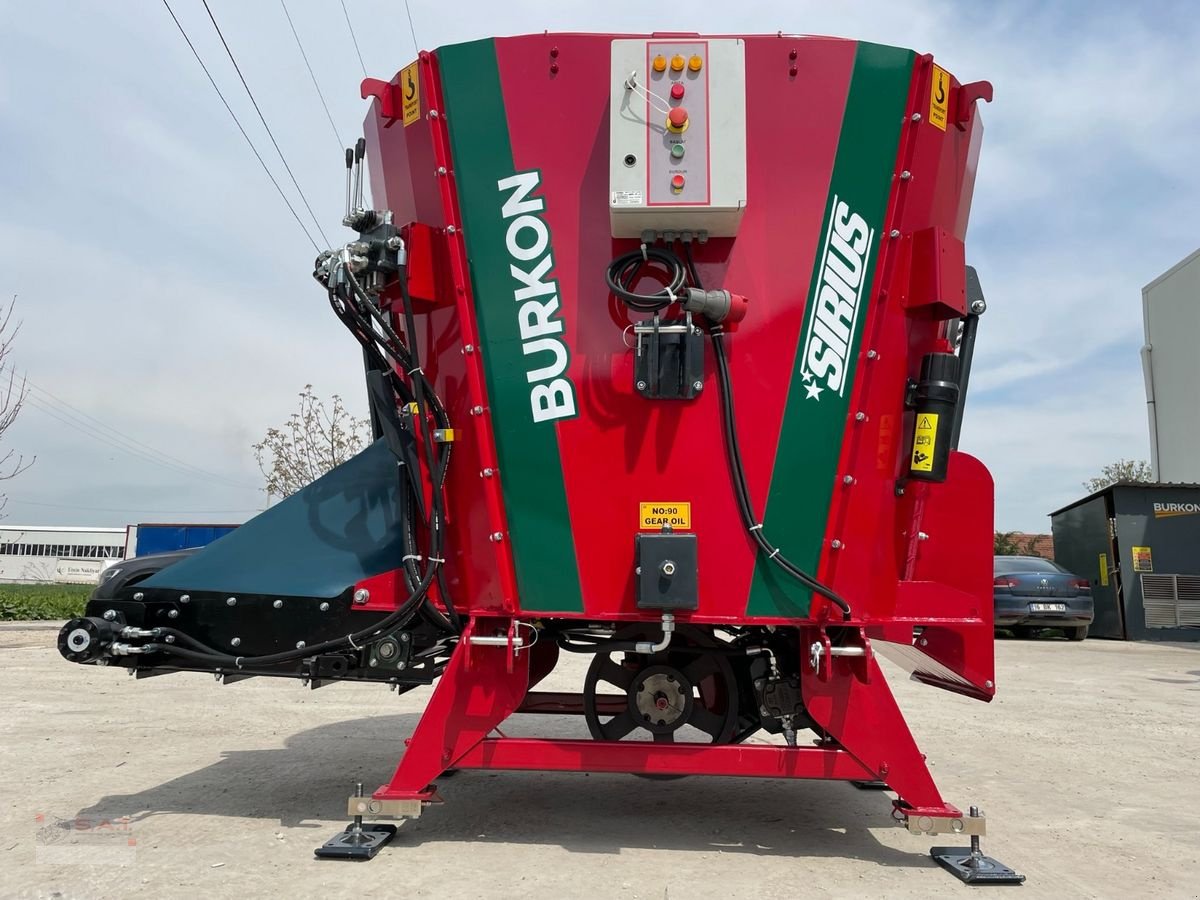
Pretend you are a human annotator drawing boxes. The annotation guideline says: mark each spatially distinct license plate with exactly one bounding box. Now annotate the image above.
[1030,602,1066,612]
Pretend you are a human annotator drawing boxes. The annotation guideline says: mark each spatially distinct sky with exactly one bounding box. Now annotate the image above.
[0,0,1197,532]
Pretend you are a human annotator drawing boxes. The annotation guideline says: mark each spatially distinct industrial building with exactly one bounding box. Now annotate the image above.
[1142,248,1200,483]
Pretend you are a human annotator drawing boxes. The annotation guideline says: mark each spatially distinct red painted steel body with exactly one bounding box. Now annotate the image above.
[353,33,994,826]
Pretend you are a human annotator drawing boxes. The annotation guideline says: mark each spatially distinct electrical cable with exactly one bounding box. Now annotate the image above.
[677,243,852,620]
[200,0,331,248]
[339,0,368,77]
[159,0,319,253]
[605,246,688,313]
[402,0,420,57]
[0,363,258,491]
[279,0,343,151]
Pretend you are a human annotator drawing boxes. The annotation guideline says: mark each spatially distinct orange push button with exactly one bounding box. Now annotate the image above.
[670,174,686,192]
[652,54,667,73]
[670,54,685,72]
[688,54,703,72]
[667,106,689,131]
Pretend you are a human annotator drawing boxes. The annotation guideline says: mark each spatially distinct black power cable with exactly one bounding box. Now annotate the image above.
[680,243,852,620]
[605,246,688,313]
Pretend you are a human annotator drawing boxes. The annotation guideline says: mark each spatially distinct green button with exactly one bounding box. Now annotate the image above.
[670,143,685,160]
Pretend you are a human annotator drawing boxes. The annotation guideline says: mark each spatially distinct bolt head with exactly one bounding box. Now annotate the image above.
[319,602,330,612]
[179,594,190,604]
[842,475,855,485]
[490,532,504,542]
[133,591,144,601]
[854,411,867,422]
[866,349,878,359]
[970,299,987,314]
[231,637,241,648]
[919,637,928,646]
[353,589,370,605]
[168,609,179,619]
[226,597,237,607]
[911,112,923,122]
[436,166,447,175]
[295,641,306,650]
[830,539,843,550]
[103,609,117,621]
[692,380,703,391]
[482,468,495,477]
[636,380,648,391]
[985,680,994,690]
[900,170,912,180]
[918,531,929,541]
[464,344,475,353]
[889,229,901,238]
[273,599,284,609]
[471,405,484,415]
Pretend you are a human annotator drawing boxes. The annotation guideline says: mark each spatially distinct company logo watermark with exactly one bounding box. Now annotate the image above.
[34,812,137,865]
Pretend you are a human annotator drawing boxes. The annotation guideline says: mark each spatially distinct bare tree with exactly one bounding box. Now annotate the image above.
[0,297,32,514]
[1082,458,1153,494]
[253,385,370,500]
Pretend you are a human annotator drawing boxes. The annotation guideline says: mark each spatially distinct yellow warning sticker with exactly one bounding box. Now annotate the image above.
[639,502,692,531]
[929,64,949,131]
[911,413,939,472]
[1098,553,1109,587]
[1132,545,1153,573]
[400,61,421,126]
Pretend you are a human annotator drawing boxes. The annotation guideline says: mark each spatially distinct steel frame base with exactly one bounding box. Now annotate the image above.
[931,846,1026,885]
[314,823,397,861]
[347,618,1011,881]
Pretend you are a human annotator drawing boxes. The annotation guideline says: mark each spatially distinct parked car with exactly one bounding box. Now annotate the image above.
[993,555,1094,641]
[91,547,199,600]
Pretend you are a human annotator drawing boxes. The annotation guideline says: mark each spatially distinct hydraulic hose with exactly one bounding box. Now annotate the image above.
[680,243,853,621]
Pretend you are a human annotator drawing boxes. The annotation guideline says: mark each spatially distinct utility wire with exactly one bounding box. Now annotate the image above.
[279,0,343,151]
[340,0,367,77]
[159,0,320,253]
[0,363,257,490]
[21,394,256,491]
[8,497,261,515]
[403,0,420,57]
[200,0,331,247]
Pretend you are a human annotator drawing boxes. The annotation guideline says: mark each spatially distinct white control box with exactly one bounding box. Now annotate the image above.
[609,38,747,238]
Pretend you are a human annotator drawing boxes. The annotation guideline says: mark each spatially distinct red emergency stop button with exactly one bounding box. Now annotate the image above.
[667,106,689,132]
[671,174,685,192]
[670,83,685,100]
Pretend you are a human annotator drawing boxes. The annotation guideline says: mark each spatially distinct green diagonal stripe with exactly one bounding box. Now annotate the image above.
[746,42,915,617]
[438,39,584,613]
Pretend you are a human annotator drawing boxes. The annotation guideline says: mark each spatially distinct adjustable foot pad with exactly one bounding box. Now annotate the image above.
[931,846,1025,885]
[315,823,397,861]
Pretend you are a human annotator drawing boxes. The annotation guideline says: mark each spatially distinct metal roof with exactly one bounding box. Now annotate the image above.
[1049,482,1200,517]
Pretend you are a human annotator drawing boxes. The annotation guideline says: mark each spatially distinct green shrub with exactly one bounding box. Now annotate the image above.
[0,583,92,621]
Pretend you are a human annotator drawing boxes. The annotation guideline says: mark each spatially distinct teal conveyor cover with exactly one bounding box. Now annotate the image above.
[143,440,405,598]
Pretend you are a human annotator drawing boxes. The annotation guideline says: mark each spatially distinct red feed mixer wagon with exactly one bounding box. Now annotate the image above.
[59,32,1017,882]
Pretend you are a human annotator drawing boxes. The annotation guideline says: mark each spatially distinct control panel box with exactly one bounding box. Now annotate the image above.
[609,38,747,238]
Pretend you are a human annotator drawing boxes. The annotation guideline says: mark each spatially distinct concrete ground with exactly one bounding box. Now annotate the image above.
[1,624,1198,899]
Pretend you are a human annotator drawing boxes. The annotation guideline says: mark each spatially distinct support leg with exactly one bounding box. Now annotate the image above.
[375,617,532,803]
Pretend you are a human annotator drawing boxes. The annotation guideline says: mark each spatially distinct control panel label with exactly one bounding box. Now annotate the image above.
[928,64,948,131]
[639,502,692,530]
[611,190,644,207]
[401,61,421,126]
[911,413,938,472]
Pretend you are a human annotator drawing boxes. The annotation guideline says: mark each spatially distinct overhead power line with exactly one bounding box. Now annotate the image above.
[4,368,256,491]
[8,497,261,515]
[340,0,367,77]
[159,0,320,253]
[403,0,420,57]
[279,0,343,151]
[200,0,331,248]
